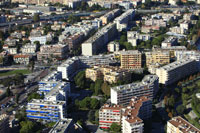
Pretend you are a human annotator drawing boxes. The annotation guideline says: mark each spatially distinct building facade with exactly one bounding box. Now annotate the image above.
[156,58,198,85]
[111,75,159,106]
[145,51,170,67]
[120,50,142,69]
[26,99,66,122]
[99,104,123,129]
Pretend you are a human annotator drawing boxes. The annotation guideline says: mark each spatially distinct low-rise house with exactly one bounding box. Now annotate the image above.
[13,54,30,65]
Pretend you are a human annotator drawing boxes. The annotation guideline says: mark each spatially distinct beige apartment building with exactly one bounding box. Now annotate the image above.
[145,51,170,67]
[85,66,131,84]
[167,116,200,133]
[156,58,198,85]
[119,50,142,69]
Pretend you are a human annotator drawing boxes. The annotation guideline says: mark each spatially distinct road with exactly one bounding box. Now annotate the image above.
[0,69,49,115]
[0,11,107,31]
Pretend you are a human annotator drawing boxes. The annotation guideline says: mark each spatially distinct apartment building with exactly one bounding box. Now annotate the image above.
[141,25,160,33]
[82,23,117,56]
[100,9,121,25]
[145,51,170,67]
[153,46,187,58]
[169,26,187,35]
[57,54,118,80]
[114,9,135,31]
[174,51,200,70]
[13,54,30,65]
[26,99,66,122]
[122,96,152,133]
[161,36,178,48]
[4,37,18,47]
[127,31,151,46]
[49,118,74,133]
[119,50,142,69]
[156,58,198,85]
[29,34,53,45]
[107,41,120,52]
[21,43,37,54]
[37,44,68,62]
[99,104,123,129]
[65,33,84,51]
[111,75,159,106]
[6,48,17,55]
[145,19,167,27]
[167,116,200,133]
[85,66,131,84]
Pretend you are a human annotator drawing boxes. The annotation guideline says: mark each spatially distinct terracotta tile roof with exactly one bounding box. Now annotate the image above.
[123,96,149,124]
[14,54,30,58]
[168,116,200,133]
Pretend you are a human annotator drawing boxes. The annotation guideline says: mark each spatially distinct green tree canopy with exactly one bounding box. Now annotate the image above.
[176,105,185,115]
[110,122,121,132]
[33,13,40,22]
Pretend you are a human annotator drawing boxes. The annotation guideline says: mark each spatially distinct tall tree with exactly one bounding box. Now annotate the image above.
[33,13,40,22]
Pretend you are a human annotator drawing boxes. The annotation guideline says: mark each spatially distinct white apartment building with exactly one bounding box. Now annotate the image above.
[99,104,123,129]
[111,75,159,106]
[127,31,151,46]
[100,9,121,25]
[145,19,167,27]
[114,9,135,31]
[161,36,178,48]
[29,34,52,45]
[107,41,120,52]
[57,54,117,80]
[82,23,117,56]
[26,99,66,122]
[167,116,200,133]
[6,48,17,55]
[21,43,37,54]
[122,96,152,133]
[169,26,187,35]
[156,58,198,85]
[175,50,200,70]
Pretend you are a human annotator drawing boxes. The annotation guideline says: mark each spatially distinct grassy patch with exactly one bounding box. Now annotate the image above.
[0,69,31,77]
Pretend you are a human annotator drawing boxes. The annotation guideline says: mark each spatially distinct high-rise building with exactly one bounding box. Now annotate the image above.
[122,96,152,133]
[99,104,123,130]
[167,116,200,133]
[120,50,142,69]
[26,99,66,122]
[111,75,158,106]
[156,58,198,85]
[82,23,117,56]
